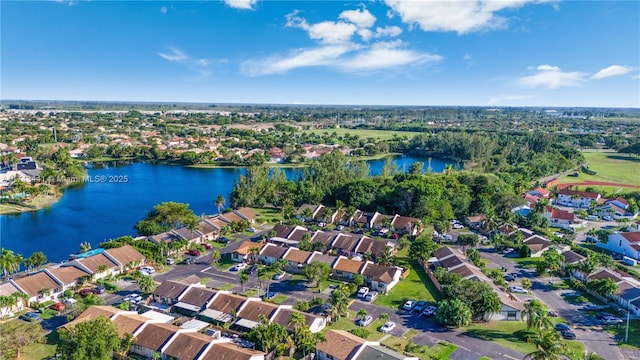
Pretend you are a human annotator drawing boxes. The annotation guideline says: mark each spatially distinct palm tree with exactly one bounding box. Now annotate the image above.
[138,275,156,294]
[379,313,390,323]
[211,250,221,266]
[377,246,394,265]
[301,208,313,223]
[215,194,226,214]
[240,273,249,292]
[96,264,109,285]
[334,200,346,225]
[357,308,367,320]
[79,241,92,254]
[524,330,566,360]
[0,248,22,278]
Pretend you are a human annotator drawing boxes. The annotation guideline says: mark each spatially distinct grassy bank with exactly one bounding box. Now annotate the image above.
[0,193,61,215]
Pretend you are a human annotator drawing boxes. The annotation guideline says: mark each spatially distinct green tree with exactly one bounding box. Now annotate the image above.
[57,316,121,360]
[215,194,226,213]
[294,326,325,356]
[435,299,472,327]
[379,312,390,323]
[0,320,44,359]
[524,329,566,360]
[138,275,156,294]
[240,273,249,292]
[134,202,199,236]
[522,278,532,290]
[247,315,288,353]
[303,261,332,290]
[458,233,480,252]
[211,250,221,265]
[329,283,352,321]
[586,278,619,298]
[409,237,439,262]
[0,248,23,278]
[356,308,368,320]
[25,251,47,271]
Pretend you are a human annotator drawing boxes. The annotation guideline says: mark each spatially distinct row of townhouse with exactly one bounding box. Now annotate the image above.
[427,247,525,321]
[556,190,638,218]
[296,204,422,236]
[1,245,145,314]
[316,329,418,360]
[148,208,256,246]
[568,267,640,316]
[268,224,396,260]
[62,305,266,360]
[151,276,327,333]
[233,241,403,294]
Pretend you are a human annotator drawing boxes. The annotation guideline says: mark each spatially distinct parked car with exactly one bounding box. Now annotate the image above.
[422,306,437,316]
[601,316,623,325]
[79,288,96,297]
[273,272,286,280]
[62,298,77,305]
[504,274,516,282]
[187,249,201,257]
[139,269,151,276]
[547,311,558,317]
[49,302,65,311]
[561,330,577,340]
[596,311,615,319]
[217,237,231,244]
[380,321,396,333]
[414,301,427,313]
[93,286,106,294]
[452,224,464,229]
[166,258,175,265]
[356,315,374,327]
[364,291,378,302]
[509,286,528,294]
[123,293,141,302]
[581,304,605,311]
[203,243,213,250]
[20,312,42,322]
[554,323,571,332]
[246,264,258,274]
[140,266,156,274]
[403,300,416,311]
[357,287,370,299]
[247,227,257,233]
[231,263,247,271]
[603,215,612,221]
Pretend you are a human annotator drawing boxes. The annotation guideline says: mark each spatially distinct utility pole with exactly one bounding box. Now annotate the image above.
[625,309,630,343]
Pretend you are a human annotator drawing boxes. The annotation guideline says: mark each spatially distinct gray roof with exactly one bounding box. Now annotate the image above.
[355,344,410,360]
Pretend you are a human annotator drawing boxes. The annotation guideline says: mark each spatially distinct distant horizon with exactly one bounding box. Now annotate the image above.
[3,1,638,108]
[2,99,640,111]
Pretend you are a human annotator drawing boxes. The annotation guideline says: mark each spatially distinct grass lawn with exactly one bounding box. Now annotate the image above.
[268,294,289,305]
[301,128,423,141]
[22,330,58,360]
[252,207,283,225]
[218,283,234,291]
[215,254,237,270]
[381,331,455,360]
[561,291,605,306]
[325,312,386,341]
[511,257,544,269]
[463,321,585,360]
[557,150,640,188]
[374,260,440,310]
[603,319,640,349]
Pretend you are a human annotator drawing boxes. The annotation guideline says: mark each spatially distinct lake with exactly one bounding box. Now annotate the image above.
[1,155,455,262]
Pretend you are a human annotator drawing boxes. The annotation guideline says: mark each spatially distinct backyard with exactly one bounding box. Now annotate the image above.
[374,259,440,310]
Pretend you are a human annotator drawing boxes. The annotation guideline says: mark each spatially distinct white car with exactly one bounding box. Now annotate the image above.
[139,269,150,276]
[62,298,77,305]
[357,287,370,299]
[453,224,464,229]
[509,286,529,294]
[601,316,623,325]
[380,321,396,333]
[231,263,247,271]
[140,266,155,274]
[123,293,141,302]
[403,300,416,311]
[364,291,378,302]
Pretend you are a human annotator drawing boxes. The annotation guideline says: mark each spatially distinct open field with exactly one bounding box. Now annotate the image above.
[301,128,423,140]
[557,150,640,189]
[22,330,58,360]
[374,260,440,310]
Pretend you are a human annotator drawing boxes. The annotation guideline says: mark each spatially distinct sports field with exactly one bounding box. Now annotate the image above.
[557,150,640,191]
[301,128,423,140]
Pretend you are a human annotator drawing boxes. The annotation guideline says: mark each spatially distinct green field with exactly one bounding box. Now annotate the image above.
[374,260,440,309]
[301,128,423,141]
[558,150,640,188]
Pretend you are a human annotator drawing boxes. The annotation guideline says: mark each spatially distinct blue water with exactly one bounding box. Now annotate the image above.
[1,155,455,261]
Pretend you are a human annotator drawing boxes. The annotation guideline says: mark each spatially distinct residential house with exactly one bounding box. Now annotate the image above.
[310,231,337,251]
[556,189,601,208]
[598,197,636,218]
[561,250,587,269]
[149,231,183,245]
[233,207,257,224]
[361,262,402,294]
[588,269,623,283]
[203,292,246,325]
[282,248,313,273]
[198,219,220,241]
[231,241,264,263]
[220,211,247,225]
[354,345,419,360]
[296,204,325,222]
[11,271,62,304]
[0,282,26,318]
[523,235,555,257]
[598,232,640,261]
[174,287,217,316]
[258,243,289,265]
[315,330,367,360]
[543,206,576,230]
[172,227,204,244]
[316,206,337,224]
[234,299,279,331]
[110,312,151,338]
[75,252,120,280]
[331,234,361,257]
[199,341,265,360]
[104,245,146,271]
[333,257,366,280]
[369,212,393,230]
[466,214,487,228]
[526,187,551,200]
[351,210,372,229]
[162,331,213,360]
[47,265,92,291]
[271,306,327,333]
[390,214,421,235]
[153,280,193,305]
[615,281,640,316]
[354,236,392,260]
[307,252,339,268]
[131,322,180,359]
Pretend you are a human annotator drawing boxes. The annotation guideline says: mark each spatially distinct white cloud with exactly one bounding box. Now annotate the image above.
[157,47,215,77]
[633,74,640,80]
[160,6,168,14]
[488,95,533,105]
[245,9,440,76]
[591,65,633,80]
[384,0,546,34]
[223,0,257,11]
[339,8,377,29]
[518,64,587,89]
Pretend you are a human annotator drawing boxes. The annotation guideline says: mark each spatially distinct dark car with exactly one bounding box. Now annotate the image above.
[93,286,106,294]
[187,249,201,257]
[561,330,577,340]
[79,288,96,297]
[596,311,614,319]
[217,237,231,244]
[554,323,571,332]
[203,243,213,250]
[20,312,42,322]
[246,265,258,274]
[504,274,516,282]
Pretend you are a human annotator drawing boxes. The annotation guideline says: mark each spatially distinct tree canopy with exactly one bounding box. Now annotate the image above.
[57,316,121,360]
[134,202,199,236]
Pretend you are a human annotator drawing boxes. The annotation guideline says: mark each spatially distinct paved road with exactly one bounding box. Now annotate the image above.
[480,248,624,360]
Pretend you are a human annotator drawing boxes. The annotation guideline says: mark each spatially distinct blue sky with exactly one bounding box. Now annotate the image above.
[2,1,639,107]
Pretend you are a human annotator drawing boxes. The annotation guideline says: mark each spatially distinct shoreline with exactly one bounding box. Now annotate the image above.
[187,152,405,169]
[0,193,62,215]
